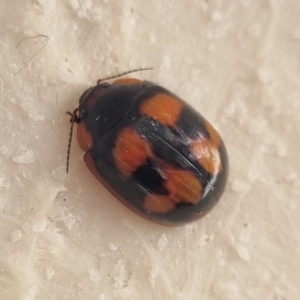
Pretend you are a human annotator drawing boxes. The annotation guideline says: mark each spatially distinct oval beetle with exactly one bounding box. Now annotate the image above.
[67,70,228,226]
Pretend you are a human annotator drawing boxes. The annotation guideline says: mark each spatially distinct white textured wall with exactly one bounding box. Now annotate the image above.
[1,1,299,299]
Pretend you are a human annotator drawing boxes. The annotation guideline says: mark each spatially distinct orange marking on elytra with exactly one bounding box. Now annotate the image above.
[205,121,221,147]
[163,164,202,204]
[188,121,223,175]
[113,127,151,177]
[140,94,183,126]
[144,194,176,213]
[190,138,222,174]
[144,163,203,214]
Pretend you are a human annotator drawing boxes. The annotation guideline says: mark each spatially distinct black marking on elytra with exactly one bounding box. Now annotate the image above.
[132,158,169,195]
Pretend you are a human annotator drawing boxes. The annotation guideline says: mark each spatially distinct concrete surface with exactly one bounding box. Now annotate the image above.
[0,0,299,299]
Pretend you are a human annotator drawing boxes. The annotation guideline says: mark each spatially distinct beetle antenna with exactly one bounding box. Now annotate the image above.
[97,67,153,85]
[66,109,79,173]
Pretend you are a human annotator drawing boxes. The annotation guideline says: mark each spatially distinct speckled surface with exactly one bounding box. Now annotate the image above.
[0,1,299,299]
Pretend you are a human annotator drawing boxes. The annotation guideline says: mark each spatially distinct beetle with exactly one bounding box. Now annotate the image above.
[67,71,228,226]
